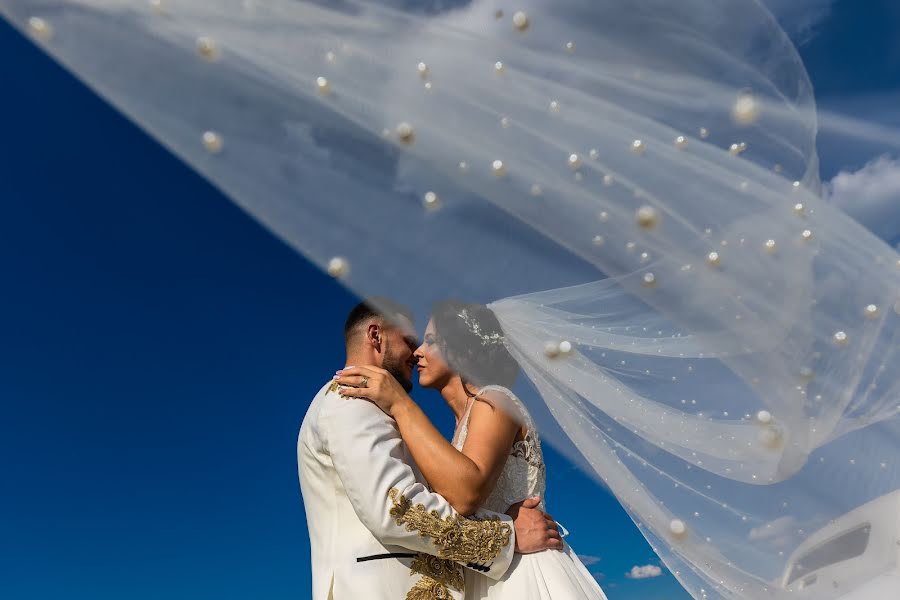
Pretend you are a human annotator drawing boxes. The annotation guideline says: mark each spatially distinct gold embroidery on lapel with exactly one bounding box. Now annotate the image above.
[406,553,463,600]
[387,488,512,564]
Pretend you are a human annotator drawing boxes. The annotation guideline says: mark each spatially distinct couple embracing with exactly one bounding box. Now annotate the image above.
[298,298,608,599]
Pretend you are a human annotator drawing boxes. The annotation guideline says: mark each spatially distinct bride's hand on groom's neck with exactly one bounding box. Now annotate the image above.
[334,365,413,417]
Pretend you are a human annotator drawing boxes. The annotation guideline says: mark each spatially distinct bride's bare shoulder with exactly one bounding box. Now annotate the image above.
[473,386,528,428]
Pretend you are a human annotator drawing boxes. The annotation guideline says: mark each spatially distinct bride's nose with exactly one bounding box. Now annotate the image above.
[413,345,425,358]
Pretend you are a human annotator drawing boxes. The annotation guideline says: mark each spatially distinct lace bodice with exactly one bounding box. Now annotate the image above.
[452,385,547,513]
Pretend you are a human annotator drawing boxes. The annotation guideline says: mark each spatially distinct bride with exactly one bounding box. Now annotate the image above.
[336,301,608,599]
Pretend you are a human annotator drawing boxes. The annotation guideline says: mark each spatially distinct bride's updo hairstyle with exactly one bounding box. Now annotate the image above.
[431,300,518,389]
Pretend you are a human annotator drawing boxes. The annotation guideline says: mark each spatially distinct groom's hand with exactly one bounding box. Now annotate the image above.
[507,496,563,554]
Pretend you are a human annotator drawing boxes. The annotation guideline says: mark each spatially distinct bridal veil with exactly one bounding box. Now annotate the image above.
[2,1,898,598]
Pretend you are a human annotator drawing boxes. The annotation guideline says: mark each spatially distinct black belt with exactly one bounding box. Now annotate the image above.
[356,553,490,573]
[356,552,417,563]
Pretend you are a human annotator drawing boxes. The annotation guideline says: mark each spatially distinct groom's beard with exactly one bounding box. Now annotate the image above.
[382,342,413,392]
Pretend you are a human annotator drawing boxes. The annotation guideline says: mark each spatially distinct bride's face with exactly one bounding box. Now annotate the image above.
[414,319,453,389]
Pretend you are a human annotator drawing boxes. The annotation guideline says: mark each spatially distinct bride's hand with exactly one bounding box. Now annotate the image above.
[334,366,411,417]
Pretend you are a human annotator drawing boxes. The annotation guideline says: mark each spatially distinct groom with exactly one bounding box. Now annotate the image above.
[298,298,560,600]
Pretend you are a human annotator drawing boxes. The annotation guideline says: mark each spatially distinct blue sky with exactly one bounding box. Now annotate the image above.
[1,2,898,599]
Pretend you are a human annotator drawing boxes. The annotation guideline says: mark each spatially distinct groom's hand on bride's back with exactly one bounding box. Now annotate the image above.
[506,496,563,553]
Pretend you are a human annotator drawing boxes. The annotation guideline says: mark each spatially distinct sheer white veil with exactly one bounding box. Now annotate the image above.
[3,1,898,598]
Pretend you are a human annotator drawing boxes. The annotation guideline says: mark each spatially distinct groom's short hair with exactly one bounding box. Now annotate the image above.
[344,297,414,344]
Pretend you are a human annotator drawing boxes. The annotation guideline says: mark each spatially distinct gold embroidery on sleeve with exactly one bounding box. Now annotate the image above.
[407,577,452,600]
[388,488,512,564]
[406,554,464,600]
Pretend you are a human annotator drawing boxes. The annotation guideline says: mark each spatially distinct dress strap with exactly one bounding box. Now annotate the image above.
[452,396,477,449]
[461,396,477,427]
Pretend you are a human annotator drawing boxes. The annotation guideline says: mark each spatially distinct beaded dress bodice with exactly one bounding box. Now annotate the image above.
[451,385,547,513]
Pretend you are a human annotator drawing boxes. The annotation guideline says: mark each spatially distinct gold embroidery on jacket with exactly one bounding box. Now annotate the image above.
[407,577,451,600]
[387,488,512,564]
[405,553,464,600]
[328,380,340,394]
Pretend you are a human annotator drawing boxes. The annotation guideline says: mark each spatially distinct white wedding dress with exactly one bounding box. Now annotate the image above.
[452,385,608,600]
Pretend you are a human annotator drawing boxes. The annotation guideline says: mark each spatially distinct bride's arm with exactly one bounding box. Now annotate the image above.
[393,393,520,516]
[335,366,520,516]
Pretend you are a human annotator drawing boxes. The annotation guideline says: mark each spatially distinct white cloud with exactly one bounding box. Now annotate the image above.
[761,0,834,43]
[625,564,663,579]
[817,94,900,164]
[579,554,602,566]
[819,93,900,133]
[827,155,900,244]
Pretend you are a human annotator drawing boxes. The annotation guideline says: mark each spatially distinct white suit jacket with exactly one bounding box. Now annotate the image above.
[298,380,516,600]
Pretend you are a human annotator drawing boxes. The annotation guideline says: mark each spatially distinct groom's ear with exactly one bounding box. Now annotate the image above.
[366,322,383,349]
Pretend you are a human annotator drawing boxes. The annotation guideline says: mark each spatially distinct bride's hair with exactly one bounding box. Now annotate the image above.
[431,300,518,389]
